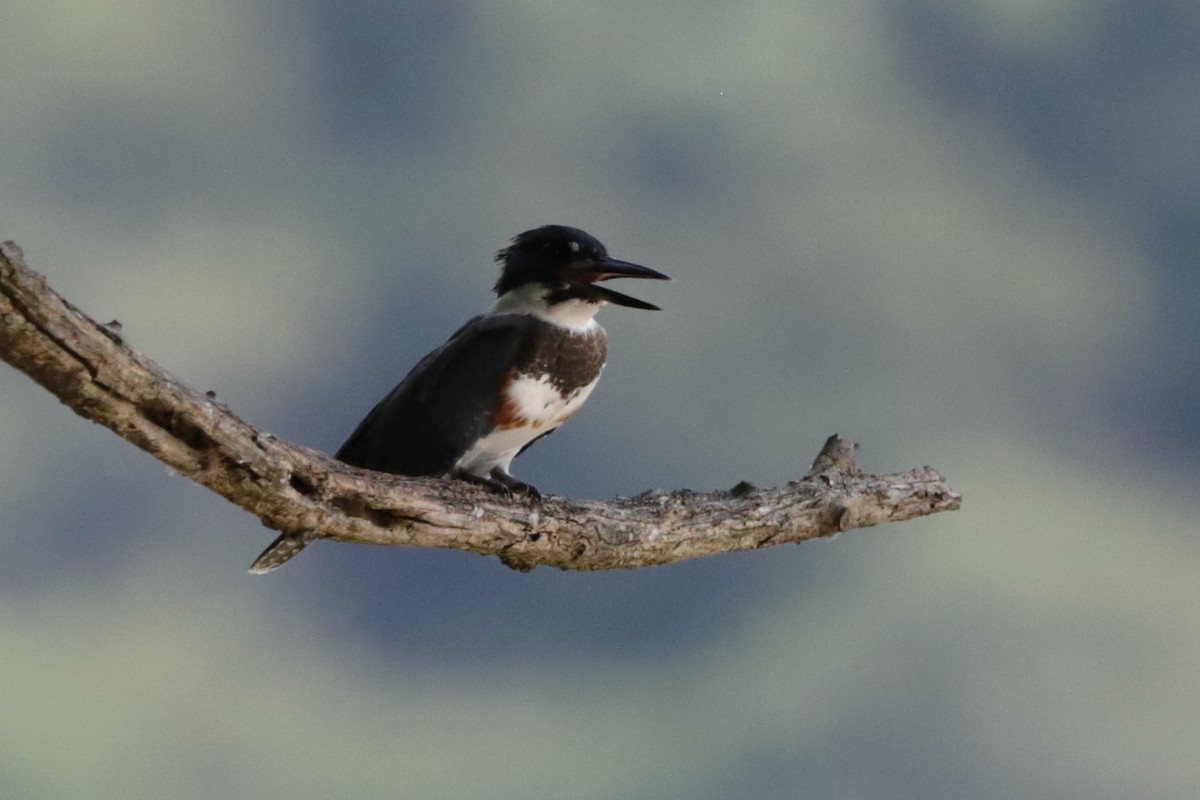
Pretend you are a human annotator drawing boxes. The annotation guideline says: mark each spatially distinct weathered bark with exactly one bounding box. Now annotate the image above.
[0,240,961,572]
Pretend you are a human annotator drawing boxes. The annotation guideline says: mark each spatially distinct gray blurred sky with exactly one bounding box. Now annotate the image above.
[2,2,1198,798]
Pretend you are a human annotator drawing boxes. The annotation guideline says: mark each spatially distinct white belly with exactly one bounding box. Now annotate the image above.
[454,372,601,476]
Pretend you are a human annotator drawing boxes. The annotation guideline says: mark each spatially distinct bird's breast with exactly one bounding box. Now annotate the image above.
[453,325,607,477]
[493,371,602,430]
[492,324,607,430]
[454,372,601,476]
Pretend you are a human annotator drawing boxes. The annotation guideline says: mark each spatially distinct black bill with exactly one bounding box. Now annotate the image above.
[577,257,671,310]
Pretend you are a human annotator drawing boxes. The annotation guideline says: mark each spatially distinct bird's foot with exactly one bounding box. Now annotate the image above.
[486,468,544,501]
[451,468,542,502]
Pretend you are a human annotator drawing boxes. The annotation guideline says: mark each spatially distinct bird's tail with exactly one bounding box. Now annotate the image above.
[248,529,318,574]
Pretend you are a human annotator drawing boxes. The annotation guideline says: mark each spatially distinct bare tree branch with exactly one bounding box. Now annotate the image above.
[0,240,961,572]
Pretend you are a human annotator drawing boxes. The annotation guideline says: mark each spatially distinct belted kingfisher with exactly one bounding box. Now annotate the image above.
[249,224,669,573]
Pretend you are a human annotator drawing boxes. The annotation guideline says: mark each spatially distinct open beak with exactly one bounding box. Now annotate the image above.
[575,257,671,310]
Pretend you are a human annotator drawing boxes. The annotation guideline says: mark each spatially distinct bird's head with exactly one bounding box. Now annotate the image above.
[494,225,669,311]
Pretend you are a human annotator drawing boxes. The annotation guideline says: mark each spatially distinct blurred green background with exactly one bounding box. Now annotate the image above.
[2,1,1198,798]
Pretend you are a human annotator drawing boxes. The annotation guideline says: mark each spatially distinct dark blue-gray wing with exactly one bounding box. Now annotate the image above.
[335,314,535,476]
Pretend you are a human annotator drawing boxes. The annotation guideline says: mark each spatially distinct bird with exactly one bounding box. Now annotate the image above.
[249,224,669,573]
